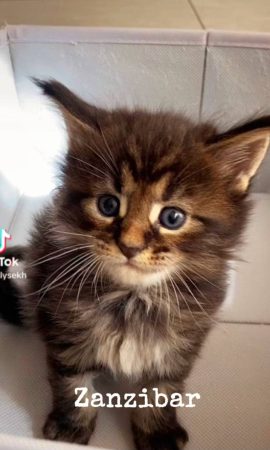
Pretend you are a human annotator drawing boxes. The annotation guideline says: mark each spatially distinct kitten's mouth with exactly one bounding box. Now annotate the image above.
[122,260,161,274]
[103,257,169,287]
[124,260,146,273]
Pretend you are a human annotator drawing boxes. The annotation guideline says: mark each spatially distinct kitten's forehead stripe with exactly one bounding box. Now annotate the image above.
[151,174,171,200]
[121,163,136,194]
[124,154,140,182]
[119,159,173,201]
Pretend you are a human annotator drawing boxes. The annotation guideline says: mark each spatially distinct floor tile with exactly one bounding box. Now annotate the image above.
[192,0,270,32]
[0,0,201,28]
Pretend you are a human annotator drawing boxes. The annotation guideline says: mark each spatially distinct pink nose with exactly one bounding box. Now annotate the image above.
[118,241,144,259]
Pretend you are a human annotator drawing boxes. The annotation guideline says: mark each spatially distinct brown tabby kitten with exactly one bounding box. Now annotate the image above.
[1,80,270,449]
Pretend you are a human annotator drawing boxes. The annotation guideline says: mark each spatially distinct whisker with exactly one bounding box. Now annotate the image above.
[27,244,93,268]
[52,230,95,239]
[38,253,91,301]
[163,276,171,325]
[33,253,91,310]
[179,262,223,290]
[69,155,110,179]
[92,260,104,301]
[180,269,208,301]
[174,270,218,326]
[54,255,95,315]
[84,140,115,175]
[69,162,104,180]
[98,125,118,173]
[171,270,203,331]
[166,272,184,333]
[154,279,163,328]
[99,261,106,292]
[28,252,91,298]
[74,257,100,312]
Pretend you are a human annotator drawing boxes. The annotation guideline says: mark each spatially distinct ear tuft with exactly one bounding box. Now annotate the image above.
[33,78,107,130]
[33,77,59,98]
[33,78,111,155]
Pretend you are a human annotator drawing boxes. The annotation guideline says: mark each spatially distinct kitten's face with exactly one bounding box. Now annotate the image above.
[82,166,196,288]
[57,110,255,289]
[75,160,228,289]
[41,81,268,291]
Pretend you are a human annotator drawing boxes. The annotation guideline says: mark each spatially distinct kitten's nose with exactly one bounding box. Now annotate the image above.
[118,241,143,259]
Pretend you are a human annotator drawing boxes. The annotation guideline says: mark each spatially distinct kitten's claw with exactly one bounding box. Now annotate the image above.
[132,422,189,450]
[43,410,96,445]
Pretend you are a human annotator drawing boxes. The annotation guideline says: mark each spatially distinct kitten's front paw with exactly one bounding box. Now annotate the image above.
[43,410,96,445]
[132,422,189,450]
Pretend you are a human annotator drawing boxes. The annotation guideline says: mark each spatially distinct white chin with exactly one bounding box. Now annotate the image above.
[104,263,166,288]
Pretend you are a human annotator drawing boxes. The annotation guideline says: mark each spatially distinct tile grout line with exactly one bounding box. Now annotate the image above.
[8,195,24,235]
[198,31,209,121]
[5,29,24,234]
[187,0,206,30]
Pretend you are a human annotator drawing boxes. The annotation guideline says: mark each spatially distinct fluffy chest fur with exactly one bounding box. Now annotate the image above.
[56,290,206,381]
[96,328,171,378]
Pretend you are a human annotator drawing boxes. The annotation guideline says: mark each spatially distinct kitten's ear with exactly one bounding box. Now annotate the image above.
[34,79,106,146]
[208,123,270,194]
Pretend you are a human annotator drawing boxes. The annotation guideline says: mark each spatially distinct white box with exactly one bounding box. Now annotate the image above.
[0,26,269,450]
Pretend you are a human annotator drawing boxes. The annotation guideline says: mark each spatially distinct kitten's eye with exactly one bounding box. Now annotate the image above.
[98,195,120,217]
[159,207,186,230]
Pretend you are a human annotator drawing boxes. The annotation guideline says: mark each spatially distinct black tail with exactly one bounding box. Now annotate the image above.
[0,246,26,326]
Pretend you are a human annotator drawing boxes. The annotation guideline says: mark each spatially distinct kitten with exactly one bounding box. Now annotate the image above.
[0,80,269,449]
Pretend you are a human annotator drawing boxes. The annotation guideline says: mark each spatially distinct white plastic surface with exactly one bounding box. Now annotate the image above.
[0,25,270,450]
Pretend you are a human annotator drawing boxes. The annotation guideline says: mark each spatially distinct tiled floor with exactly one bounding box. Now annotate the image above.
[0,0,270,31]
